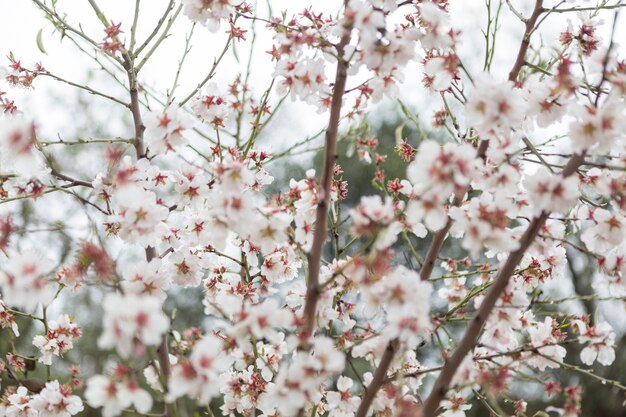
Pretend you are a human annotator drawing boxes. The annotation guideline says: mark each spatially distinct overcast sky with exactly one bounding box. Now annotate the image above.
[0,0,622,145]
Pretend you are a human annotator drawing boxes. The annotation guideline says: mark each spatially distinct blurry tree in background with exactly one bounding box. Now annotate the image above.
[1,1,626,417]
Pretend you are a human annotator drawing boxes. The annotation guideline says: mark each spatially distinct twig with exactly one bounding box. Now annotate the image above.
[39,71,129,107]
[134,0,176,57]
[543,3,626,13]
[178,34,234,107]
[135,4,183,72]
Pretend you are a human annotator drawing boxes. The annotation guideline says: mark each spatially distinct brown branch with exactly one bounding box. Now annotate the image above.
[300,20,352,344]
[121,38,172,415]
[419,139,489,281]
[420,153,584,417]
[420,0,544,282]
[355,339,400,417]
[353,1,544,402]
[125,65,147,158]
[50,170,93,188]
[508,0,544,82]
[39,71,129,108]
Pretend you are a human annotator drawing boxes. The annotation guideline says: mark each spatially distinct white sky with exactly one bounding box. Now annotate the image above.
[1,0,623,146]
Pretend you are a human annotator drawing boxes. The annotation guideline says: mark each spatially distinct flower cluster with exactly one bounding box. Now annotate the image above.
[0,250,56,312]
[182,0,250,32]
[98,293,169,358]
[144,108,190,155]
[2,1,626,417]
[3,381,83,417]
[401,140,479,234]
[32,314,81,365]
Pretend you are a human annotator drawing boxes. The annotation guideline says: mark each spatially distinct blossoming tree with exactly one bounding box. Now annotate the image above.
[0,1,625,417]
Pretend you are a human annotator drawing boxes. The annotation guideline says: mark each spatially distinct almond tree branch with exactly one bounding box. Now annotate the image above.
[300,17,352,344]
[123,48,176,417]
[544,3,626,13]
[420,152,584,417]
[354,339,400,417]
[508,0,544,82]
[135,4,183,72]
[355,3,546,411]
[30,0,124,68]
[39,71,130,108]
[83,1,178,412]
[177,33,234,107]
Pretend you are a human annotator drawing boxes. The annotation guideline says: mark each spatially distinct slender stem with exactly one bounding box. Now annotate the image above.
[167,23,196,106]
[544,3,626,13]
[134,0,176,58]
[130,0,141,52]
[136,4,183,72]
[178,34,234,107]
[39,71,129,108]
[39,138,134,146]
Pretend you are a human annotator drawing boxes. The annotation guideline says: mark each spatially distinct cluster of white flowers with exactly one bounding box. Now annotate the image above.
[0,250,56,312]
[449,192,519,258]
[527,317,567,371]
[3,2,626,417]
[4,381,83,417]
[569,95,626,153]
[86,372,152,417]
[166,334,233,404]
[350,195,403,250]
[259,337,344,417]
[144,107,190,155]
[0,116,44,176]
[287,169,319,251]
[109,184,169,247]
[524,167,579,215]
[401,140,479,234]
[0,298,19,336]
[190,83,233,128]
[465,74,526,142]
[181,0,242,32]
[98,293,169,358]
[573,320,616,366]
[275,58,329,105]
[32,314,81,365]
[370,266,433,348]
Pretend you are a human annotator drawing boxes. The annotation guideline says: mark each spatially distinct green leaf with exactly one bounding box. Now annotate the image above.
[395,121,407,146]
[36,29,47,55]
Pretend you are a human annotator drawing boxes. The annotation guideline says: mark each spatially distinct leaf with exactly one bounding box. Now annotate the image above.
[395,121,407,146]
[232,42,240,64]
[36,29,47,55]
[370,178,383,192]
[345,142,355,158]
